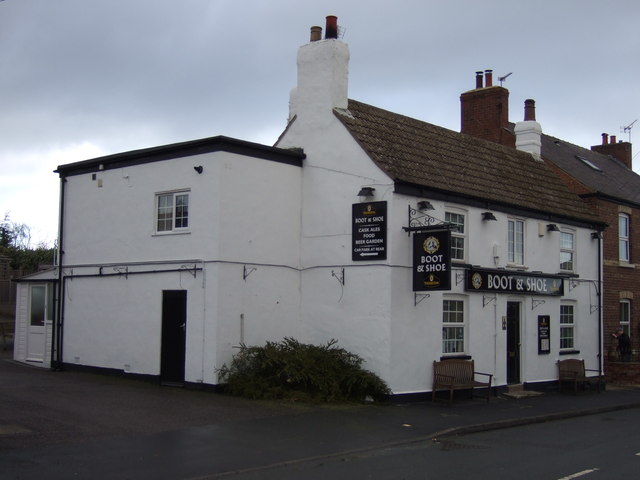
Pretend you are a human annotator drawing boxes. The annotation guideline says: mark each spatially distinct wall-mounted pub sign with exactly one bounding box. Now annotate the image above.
[352,201,387,261]
[466,267,564,296]
[412,230,451,291]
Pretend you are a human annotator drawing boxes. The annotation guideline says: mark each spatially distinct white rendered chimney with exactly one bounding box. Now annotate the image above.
[514,99,542,161]
[289,16,349,122]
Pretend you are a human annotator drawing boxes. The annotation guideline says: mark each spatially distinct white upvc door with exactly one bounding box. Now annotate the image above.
[26,284,50,362]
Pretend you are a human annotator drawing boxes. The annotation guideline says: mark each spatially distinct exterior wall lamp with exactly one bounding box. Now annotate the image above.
[357,187,375,197]
[194,165,204,174]
[417,200,434,211]
[547,223,560,232]
[482,212,497,221]
[591,232,602,240]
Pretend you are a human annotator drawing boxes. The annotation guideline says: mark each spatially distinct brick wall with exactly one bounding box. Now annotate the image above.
[606,361,640,385]
[460,86,515,147]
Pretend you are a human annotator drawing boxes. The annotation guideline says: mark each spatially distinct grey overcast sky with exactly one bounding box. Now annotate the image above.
[1,0,639,245]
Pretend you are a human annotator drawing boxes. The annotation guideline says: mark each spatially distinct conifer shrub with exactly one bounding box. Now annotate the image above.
[218,337,391,403]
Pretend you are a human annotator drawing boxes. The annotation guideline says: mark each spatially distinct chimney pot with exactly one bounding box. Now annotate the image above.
[611,135,617,144]
[310,26,322,42]
[475,71,483,89]
[601,133,609,145]
[523,99,536,121]
[484,69,493,87]
[325,15,338,39]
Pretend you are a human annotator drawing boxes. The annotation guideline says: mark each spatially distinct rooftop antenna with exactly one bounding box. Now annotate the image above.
[498,72,513,86]
[622,119,637,143]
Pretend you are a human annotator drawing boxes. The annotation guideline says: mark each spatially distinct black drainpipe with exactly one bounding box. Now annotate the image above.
[52,175,66,371]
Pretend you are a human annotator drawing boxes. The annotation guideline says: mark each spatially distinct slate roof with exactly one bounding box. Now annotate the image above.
[335,100,603,227]
[541,134,640,206]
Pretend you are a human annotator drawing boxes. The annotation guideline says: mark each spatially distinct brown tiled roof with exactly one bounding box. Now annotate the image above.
[542,134,640,206]
[335,99,603,226]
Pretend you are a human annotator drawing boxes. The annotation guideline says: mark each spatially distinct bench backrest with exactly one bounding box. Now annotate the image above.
[558,359,585,377]
[434,359,474,382]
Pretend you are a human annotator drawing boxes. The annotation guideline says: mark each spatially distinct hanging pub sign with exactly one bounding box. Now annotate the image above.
[352,201,387,261]
[466,267,564,296]
[538,315,551,354]
[412,230,451,291]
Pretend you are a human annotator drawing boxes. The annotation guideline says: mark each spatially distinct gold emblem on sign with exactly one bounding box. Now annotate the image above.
[423,236,440,254]
[471,272,482,289]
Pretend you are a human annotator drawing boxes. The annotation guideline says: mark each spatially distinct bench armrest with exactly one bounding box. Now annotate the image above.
[474,371,493,380]
[584,369,602,375]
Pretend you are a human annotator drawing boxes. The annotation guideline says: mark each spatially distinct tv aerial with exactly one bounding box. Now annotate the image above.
[498,72,513,86]
[622,119,637,142]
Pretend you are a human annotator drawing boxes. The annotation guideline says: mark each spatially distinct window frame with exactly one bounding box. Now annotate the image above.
[620,299,631,337]
[619,213,630,262]
[155,190,190,234]
[508,218,525,266]
[445,210,466,263]
[442,297,466,355]
[559,303,576,351]
[559,229,576,272]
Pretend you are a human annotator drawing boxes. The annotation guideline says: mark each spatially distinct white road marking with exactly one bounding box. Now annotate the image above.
[557,469,599,480]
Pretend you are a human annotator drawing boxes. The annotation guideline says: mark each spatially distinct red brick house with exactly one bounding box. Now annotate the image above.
[460,70,640,384]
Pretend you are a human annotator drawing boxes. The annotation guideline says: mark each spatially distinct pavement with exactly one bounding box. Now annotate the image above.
[1,346,639,479]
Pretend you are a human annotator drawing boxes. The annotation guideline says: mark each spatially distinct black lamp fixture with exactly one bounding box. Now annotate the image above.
[194,165,204,174]
[591,231,602,240]
[417,200,435,211]
[357,186,375,197]
[547,223,560,232]
[482,212,497,221]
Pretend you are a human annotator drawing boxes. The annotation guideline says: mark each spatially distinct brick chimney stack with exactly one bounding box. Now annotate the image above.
[591,133,633,170]
[460,70,515,147]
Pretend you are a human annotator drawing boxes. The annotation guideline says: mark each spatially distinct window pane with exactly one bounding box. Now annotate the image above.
[443,327,464,353]
[560,232,574,250]
[619,214,630,261]
[560,251,574,271]
[157,194,173,232]
[560,305,574,349]
[30,286,45,327]
[508,220,524,264]
[451,236,464,261]
[175,194,189,229]
[445,212,465,233]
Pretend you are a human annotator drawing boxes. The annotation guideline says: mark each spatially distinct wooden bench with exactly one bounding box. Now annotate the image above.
[432,359,493,405]
[0,321,14,351]
[557,359,603,394]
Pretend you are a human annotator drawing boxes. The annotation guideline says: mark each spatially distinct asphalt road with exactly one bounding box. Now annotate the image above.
[226,408,640,479]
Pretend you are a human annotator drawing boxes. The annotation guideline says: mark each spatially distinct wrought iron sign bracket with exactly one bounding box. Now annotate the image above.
[483,295,496,307]
[113,266,128,279]
[403,205,453,236]
[532,299,546,310]
[456,271,465,286]
[180,264,198,278]
[331,268,345,286]
[243,265,257,281]
[414,292,430,306]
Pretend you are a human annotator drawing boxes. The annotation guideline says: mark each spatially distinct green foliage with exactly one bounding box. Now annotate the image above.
[218,337,391,403]
[0,213,55,271]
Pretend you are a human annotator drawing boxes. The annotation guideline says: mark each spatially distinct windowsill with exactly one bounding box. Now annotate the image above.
[618,261,636,269]
[505,264,528,271]
[152,231,191,237]
[559,349,580,356]
[439,354,472,361]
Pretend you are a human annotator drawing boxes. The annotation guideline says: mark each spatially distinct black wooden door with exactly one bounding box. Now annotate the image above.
[506,301,521,384]
[160,290,187,385]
